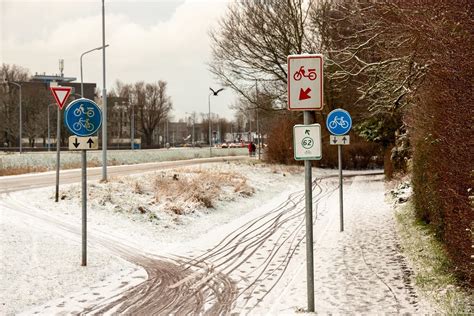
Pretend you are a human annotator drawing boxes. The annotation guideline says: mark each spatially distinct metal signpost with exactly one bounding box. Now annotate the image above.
[326,108,352,232]
[50,85,72,202]
[64,98,102,266]
[288,54,323,312]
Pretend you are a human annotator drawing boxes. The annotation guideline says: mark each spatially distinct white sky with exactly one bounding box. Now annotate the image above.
[0,0,236,120]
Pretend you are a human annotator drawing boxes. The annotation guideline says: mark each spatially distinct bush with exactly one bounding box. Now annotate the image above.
[265,112,383,169]
[407,1,473,285]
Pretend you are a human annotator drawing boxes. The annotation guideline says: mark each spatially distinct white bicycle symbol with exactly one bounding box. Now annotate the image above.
[329,116,349,129]
[74,104,95,118]
[73,118,95,132]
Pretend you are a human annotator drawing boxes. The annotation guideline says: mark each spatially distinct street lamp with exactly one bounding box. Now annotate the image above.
[2,78,22,153]
[186,112,196,147]
[80,44,109,97]
[47,102,56,151]
[209,87,224,157]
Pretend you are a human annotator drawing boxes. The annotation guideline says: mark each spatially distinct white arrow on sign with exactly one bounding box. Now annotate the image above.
[68,136,99,150]
[330,135,350,145]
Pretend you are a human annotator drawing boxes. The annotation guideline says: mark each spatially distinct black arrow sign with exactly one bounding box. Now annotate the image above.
[87,138,94,148]
[333,137,338,144]
[342,136,347,144]
[305,129,310,135]
[73,138,80,148]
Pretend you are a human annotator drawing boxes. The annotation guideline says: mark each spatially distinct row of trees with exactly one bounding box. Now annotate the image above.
[0,65,261,148]
[0,64,52,147]
[109,80,173,146]
[210,1,473,284]
[109,81,258,146]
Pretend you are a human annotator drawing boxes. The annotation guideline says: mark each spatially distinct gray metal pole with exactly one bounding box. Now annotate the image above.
[192,115,195,147]
[304,110,315,312]
[208,94,212,157]
[255,79,260,160]
[338,144,344,232]
[47,105,50,151]
[102,0,108,181]
[80,55,84,97]
[81,149,87,266]
[54,60,64,203]
[131,103,134,150]
[19,85,22,153]
[55,106,60,202]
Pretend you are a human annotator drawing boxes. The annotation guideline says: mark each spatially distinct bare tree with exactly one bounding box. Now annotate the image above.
[135,81,173,146]
[210,0,317,107]
[0,64,30,146]
[111,80,173,147]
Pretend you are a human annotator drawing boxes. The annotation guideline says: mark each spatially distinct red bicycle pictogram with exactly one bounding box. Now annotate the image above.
[293,66,317,81]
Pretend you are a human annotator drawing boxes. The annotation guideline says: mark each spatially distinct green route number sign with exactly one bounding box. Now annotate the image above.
[294,124,322,161]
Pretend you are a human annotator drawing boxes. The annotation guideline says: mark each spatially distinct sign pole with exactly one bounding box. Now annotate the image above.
[55,106,60,202]
[338,144,344,232]
[304,110,315,312]
[81,149,87,266]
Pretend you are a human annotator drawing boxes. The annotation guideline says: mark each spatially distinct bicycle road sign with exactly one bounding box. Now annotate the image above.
[326,108,352,136]
[287,54,323,111]
[64,98,102,137]
[293,124,322,160]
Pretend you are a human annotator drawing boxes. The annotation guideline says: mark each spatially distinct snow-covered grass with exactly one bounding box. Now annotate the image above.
[0,147,247,176]
[393,185,474,314]
[58,165,256,227]
[0,200,145,316]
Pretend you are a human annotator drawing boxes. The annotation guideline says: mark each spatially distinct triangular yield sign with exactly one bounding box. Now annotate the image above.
[50,86,72,110]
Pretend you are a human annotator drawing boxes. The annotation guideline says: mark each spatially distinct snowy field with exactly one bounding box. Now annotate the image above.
[0,147,247,173]
[0,161,435,314]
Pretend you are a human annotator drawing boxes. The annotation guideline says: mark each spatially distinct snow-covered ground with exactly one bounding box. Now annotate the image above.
[0,161,434,314]
[0,147,247,172]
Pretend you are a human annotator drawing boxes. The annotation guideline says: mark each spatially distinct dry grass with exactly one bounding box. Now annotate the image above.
[0,166,48,176]
[153,169,254,213]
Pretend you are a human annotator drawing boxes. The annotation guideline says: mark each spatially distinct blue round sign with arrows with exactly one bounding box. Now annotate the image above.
[326,108,352,136]
[64,98,102,137]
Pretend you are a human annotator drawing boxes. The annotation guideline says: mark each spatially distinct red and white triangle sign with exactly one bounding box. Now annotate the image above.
[50,86,72,110]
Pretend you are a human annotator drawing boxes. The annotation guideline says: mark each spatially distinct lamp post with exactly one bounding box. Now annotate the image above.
[208,87,224,157]
[47,102,56,151]
[3,80,22,153]
[130,100,135,150]
[80,45,109,97]
[255,79,261,160]
[101,0,108,181]
[186,112,196,147]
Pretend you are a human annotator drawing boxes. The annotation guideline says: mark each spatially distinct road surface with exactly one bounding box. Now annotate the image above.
[0,156,246,193]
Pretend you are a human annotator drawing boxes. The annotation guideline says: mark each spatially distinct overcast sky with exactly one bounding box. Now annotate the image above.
[0,0,237,120]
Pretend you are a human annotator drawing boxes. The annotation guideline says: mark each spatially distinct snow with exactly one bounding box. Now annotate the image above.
[0,161,433,314]
[0,147,247,171]
[0,198,146,316]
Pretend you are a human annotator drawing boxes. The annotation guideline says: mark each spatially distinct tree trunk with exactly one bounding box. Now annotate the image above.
[383,145,394,180]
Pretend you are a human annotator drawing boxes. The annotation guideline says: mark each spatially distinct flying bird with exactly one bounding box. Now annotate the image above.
[209,87,224,95]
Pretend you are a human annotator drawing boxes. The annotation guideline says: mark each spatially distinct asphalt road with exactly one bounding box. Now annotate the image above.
[0,156,247,193]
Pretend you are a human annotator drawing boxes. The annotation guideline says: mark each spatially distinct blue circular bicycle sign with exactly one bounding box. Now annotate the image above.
[326,108,352,136]
[64,98,102,136]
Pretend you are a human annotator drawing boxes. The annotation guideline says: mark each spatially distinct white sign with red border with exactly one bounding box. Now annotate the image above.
[287,54,323,111]
[50,86,72,110]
